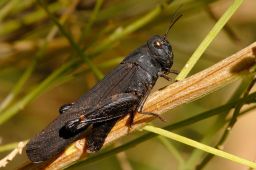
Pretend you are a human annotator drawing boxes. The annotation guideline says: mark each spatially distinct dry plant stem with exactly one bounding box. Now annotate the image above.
[21,42,256,170]
[0,141,28,168]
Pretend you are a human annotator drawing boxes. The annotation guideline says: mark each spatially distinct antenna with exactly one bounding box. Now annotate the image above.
[163,6,183,39]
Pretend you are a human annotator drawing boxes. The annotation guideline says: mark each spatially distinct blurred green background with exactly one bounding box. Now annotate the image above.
[0,0,256,169]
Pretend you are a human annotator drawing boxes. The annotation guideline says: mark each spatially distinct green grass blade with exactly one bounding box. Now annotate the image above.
[143,125,256,169]
[37,0,104,80]
[176,0,244,80]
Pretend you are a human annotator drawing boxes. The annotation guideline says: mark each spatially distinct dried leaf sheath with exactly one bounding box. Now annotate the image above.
[22,42,256,170]
[26,35,175,163]
[106,42,256,142]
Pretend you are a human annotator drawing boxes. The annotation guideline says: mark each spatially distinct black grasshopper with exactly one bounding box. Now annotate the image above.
[26,15,182,163]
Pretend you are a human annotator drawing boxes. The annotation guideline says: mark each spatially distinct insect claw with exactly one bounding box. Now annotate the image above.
[125,112,135,134]
[126,125,132,134]
[159,72,172,81]
[169,69,179,75]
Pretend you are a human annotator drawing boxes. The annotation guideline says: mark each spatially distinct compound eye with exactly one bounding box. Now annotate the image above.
[154,41,162,49]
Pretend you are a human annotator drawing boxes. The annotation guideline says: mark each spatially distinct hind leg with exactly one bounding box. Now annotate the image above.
[137,111,166,122]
